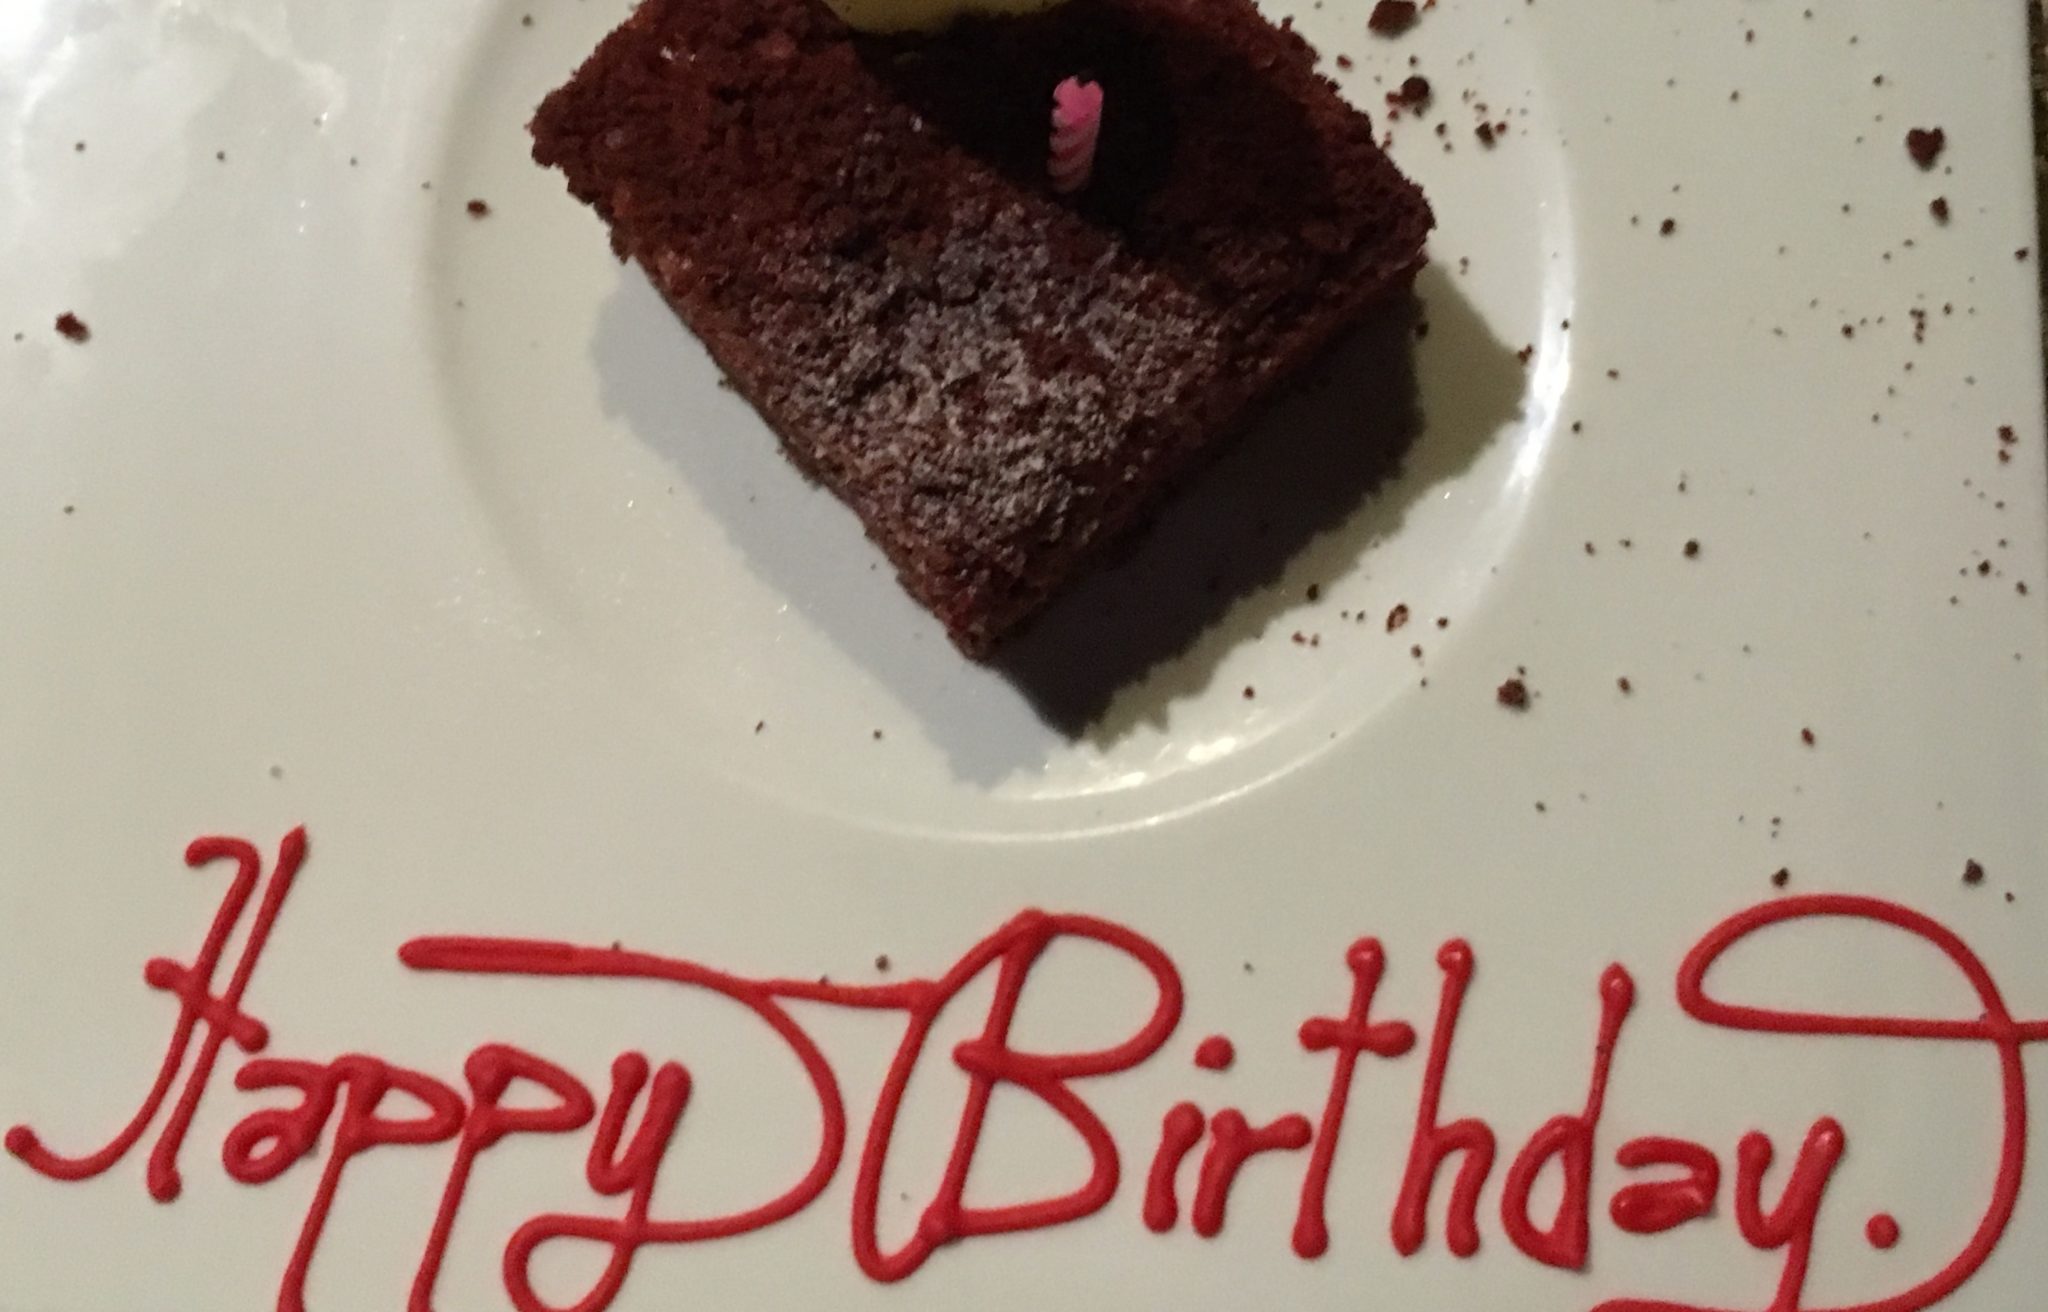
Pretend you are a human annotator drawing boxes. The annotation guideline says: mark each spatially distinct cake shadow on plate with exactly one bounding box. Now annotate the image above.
[594,259,1522,772]
[987,266,1518,736]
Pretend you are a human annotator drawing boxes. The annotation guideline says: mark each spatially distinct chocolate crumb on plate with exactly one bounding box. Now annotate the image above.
[1497,677,1530,709]
[466,199,491,217]
[1386,603,1410,632]
[1930,196,1950,222]
[1683,538,1701,558]
[874,954,891,972]
[1387,74,1431,108]
[1963,859,1985,885]
[1660,218,1677,236]
[1772,867,1791,888]
[1367,0,1417,35]
[53,313,89,343]
[1617,676,1632,693]
[1904,126,1945,168]
[1801,727,1816,745]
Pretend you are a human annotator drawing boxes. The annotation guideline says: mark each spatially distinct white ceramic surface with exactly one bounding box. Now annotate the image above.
[1,0,2044,1309]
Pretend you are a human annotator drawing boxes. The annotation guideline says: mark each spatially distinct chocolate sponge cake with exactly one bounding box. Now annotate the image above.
[532,0,1432,657]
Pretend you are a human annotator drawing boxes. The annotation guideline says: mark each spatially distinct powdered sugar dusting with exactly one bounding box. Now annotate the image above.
[721,198,1222,588]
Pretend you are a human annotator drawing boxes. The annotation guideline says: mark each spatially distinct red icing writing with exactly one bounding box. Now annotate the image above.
[1391,940,1497,1258]
[6,828,304,1200]
[1500,965,1636,1270]
[1191,1108,1312,1237]
[1143,1103,1207,1233]
[6,838,2046,1312]
[1593,894,2048,1312]
[1610,1137,1722,1235]
[1293,938,1416,1259]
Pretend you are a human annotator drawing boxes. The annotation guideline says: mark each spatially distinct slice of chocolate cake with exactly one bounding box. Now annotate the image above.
[532,0,1432,657]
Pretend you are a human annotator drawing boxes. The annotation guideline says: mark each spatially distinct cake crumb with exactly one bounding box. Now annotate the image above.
[1476,121,1497,147]
[1930,196,1950,223]
[1387,75,1432,108]
[1243,685,1256,700]
[1660,218,1677,236]
[54,313,89,343]
[1801,727,1815,745]
[1368,0,1418,34]
[1386,603,1411,632]
[874,954,891,972]
[466,199,491,218]
[1905,127,1945,168]
[1963,859,1985,885]
[1683,539,1701,558]
[1497,678,1530,710]
[1617,676,1632,693]
[1772,867,1791,888]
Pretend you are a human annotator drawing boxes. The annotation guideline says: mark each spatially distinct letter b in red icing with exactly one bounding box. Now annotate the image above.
[852,912,1183,1281]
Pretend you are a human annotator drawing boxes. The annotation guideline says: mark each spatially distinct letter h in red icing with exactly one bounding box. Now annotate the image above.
[1391,940,1496,1258]
[6,828,306,1201]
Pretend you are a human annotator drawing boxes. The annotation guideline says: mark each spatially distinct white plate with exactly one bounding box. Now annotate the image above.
[1,0,2045,1309]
